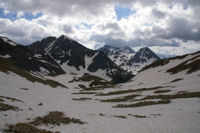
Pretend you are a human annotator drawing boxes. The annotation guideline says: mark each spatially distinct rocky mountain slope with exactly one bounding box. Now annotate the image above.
[0,46,199,133]
[28,35,133,83]
[98,45,160,74]
[0,36,65,76]
[0,36,133,83]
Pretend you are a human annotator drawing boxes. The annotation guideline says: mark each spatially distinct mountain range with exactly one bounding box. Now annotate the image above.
[0,35,134,83]
[98,45,160,74]
[0,35,161,82]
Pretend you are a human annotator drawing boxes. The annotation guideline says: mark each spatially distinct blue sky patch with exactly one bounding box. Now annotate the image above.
[23,12,42,20]
[183,5,188,10]
[75,22,92,30]
[115,6,133,20]
[0,8,17,21]
[0,8,42,21]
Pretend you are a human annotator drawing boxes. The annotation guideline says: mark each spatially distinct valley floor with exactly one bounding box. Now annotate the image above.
[0,67,200,133]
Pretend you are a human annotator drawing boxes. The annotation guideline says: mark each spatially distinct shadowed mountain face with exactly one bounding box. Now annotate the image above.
[127,47,160,64]
[27,35,134,83]
[28,35,96,70]
[98,45,160,74]
[0,36,65,76]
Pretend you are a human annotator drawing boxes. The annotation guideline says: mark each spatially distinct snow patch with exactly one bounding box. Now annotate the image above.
[0,54,11,58]
[1,37,17,46]
[40,67,50,75]
[45,40,56,54]
[34,54,42,58]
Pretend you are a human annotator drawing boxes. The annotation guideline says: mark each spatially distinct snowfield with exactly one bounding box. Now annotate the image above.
[0,52,200,133]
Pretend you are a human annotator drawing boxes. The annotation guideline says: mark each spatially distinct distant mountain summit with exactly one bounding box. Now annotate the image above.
[27,35,133,83]
[98,45,160,74]
[129,47,160,63]
[99,45,135,56]
[98,45,135,68]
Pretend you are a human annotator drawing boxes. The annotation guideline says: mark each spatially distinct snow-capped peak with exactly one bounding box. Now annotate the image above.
[122,46,135,53]
[98,45,160,74]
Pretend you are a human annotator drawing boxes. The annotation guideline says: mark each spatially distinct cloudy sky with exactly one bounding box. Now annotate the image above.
[0,0,200,57]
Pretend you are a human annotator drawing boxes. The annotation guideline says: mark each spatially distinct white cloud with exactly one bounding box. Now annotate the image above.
[0,18,50,44]
[150,41,200,56]
[0,0,199,56]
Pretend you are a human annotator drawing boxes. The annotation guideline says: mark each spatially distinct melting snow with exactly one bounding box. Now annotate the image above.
[1,37,17,46]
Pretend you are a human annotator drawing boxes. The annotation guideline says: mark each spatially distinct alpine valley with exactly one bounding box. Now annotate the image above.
[0,35,200,133]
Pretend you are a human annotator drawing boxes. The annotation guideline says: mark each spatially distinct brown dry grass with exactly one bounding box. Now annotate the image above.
[154,90,171,94]
[72,97,92,101]
[30,111,85,126]
[0,103,20,111]
[4,123,57,133]
[101,94,140,102]
[0,57,67,88]
[113,115,127,119]
[113,100,171,108]
[97,86,167,96]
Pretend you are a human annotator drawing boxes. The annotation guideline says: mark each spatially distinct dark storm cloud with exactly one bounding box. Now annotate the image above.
[0,0,110,17]
[184,0,200,6]
[1,0,200,17]
[91,33,179,48]
[169,18,200,41]
[152,18,200,41]
[0,0,44,13]
[91,34,127,47]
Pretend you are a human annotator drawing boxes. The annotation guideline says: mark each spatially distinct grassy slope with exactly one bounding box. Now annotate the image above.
[141,51,200,74]
[0,57,67,88]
